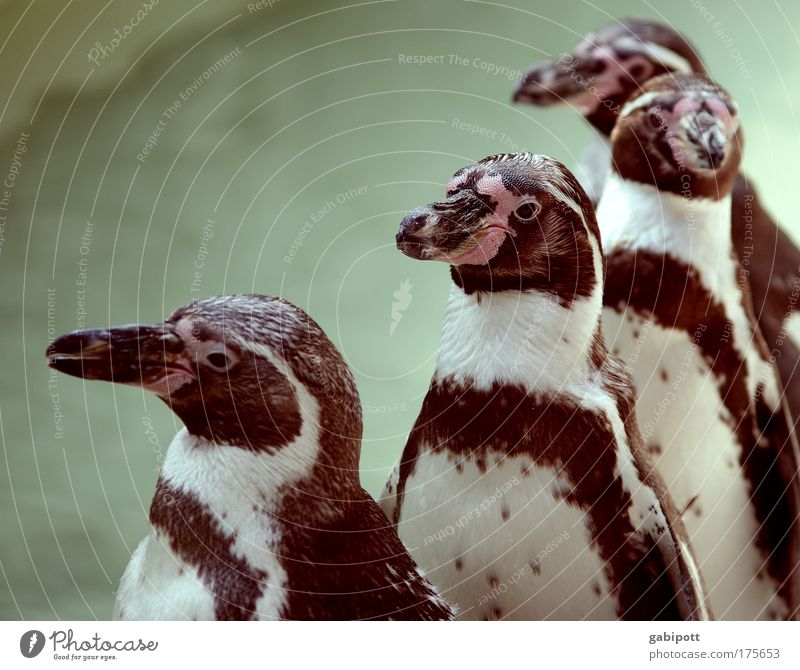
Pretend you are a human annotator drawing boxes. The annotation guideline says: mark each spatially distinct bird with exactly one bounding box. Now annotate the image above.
[596,73,800,619]
[380,152,710,620]
[512,18,800,434]
[46,294,455,621]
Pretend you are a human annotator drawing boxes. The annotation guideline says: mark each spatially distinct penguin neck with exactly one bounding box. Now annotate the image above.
[598,171,734,287]
[586,111,617,139]
[575,133,613,206]
[433,281,603,395]
[152,385,358,532]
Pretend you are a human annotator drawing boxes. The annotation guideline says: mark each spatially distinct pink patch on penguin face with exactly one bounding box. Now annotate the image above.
[671,96,700,120]
[448,227,510,265]
[561,45,654,114]
[662,95,740,166]
[443,172,524,266]
[474,174,519,219]
[143,369,196,397]
[590,46,651,95]
[703,96,739,137]
[474,173,535,229]
[667,95,738,137]
[447,171,471,195]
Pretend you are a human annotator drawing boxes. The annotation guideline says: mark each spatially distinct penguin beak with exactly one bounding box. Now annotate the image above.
[46,323,195,392]
[513,52,602,109]
[667,97,739,171]
[396,191,508,265]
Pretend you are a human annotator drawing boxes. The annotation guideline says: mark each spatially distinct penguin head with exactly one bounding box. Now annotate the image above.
[47,295,362,454]
[610,73,742,198]
[513,18,704,136]
[396,153,602,303]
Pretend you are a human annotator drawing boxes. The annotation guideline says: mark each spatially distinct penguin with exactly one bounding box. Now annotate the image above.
[513,19,702,204]
[381,152,710,620]
[512,18,800,431]
[46,294,455,621]
[596,73,800,619]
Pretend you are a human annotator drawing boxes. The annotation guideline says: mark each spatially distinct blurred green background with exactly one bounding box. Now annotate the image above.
[1,0,798,619]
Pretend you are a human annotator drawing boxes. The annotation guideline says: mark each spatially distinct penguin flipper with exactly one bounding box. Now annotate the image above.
[282,495,455,620]
[732,174,800,419]
[605,353,712,620]
[755,392,800,620]
[631,471,712,621]
[776,398,800,620]
[652,516,713,621]
[378,458,401,526]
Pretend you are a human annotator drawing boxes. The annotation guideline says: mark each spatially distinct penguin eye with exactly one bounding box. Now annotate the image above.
[628,63,648,79]
[514,201,540,221]
[205,351,231,370]
[588,59,605,75]
[648,110,663,129]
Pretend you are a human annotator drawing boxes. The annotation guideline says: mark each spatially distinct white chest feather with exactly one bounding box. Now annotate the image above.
[397,449,617,620]
[598,175,791,618]
[786,311,800,352]
[116,369,322,620]
[115,529,216,620]
[397,271,701,619]
[603,301,786,620]
[435,284,600,394]
[598,173,780,407]
[599,175,786,619]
